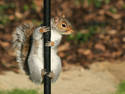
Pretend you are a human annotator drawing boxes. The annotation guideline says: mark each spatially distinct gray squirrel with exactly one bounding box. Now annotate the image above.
[12,16,74,84]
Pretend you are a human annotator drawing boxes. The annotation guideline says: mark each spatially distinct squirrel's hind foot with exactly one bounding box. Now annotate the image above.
[41,69,55,79]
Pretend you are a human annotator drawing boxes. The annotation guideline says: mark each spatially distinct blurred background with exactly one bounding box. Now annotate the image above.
[0,0,125,72]
[0,0,125,94]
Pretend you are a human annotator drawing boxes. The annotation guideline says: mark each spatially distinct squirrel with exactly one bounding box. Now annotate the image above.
[12,16,74,84]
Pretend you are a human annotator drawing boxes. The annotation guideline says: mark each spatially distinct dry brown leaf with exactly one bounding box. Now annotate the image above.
[0,41,10,48]
[112,51,122,57]
[94,43,106,51]
[122,37,125,42]
[15,11,23,19]
[58,52,65,58]
[58,42,70,52]
[9,15,15,20]
[106,11,122,20]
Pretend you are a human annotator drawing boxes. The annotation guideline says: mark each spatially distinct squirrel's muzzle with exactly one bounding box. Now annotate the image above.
[64,27,74,35]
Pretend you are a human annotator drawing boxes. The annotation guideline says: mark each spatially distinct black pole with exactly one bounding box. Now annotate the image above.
[43,0,51,94]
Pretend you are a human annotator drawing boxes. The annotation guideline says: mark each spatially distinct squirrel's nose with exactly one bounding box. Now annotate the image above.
[67,27,74,34]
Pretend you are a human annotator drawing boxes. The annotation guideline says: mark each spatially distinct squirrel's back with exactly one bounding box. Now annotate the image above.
[12,23,34,74]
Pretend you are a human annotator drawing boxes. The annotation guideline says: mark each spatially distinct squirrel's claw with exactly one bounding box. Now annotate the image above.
[41,69,55,79]
[39,26,50,33]
[47,71,55,79]
[45,41,55,47]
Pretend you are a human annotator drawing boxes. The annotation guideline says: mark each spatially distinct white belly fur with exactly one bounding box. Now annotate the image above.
[28,28,62,84]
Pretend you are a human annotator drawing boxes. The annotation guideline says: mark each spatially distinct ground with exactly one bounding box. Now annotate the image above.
[0,61,125,94]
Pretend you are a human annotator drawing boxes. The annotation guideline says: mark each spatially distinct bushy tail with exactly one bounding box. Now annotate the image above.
[12,23,34,73]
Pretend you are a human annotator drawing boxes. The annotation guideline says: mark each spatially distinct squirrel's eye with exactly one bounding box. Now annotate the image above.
[62,23,66,27]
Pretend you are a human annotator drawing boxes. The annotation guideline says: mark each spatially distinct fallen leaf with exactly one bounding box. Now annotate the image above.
[94,43,106,51]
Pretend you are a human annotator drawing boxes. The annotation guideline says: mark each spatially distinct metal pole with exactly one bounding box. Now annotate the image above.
[43,0,51,94]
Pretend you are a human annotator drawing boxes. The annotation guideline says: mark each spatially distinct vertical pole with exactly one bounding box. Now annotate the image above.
[43,0,51,94]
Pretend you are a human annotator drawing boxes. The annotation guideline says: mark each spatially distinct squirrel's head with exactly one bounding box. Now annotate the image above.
[51,16,74,35]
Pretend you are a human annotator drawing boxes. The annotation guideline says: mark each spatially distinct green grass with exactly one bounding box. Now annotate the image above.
[115,81,125,94]
[0,89,38,94]
[0,81,125,94]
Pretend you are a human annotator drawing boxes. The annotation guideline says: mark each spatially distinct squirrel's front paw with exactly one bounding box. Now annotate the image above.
[45,41,55,47]
[39,26,50,33]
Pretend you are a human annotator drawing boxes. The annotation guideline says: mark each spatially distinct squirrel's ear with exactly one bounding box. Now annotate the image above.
[54,16,59,24]
[62,14,65,18]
